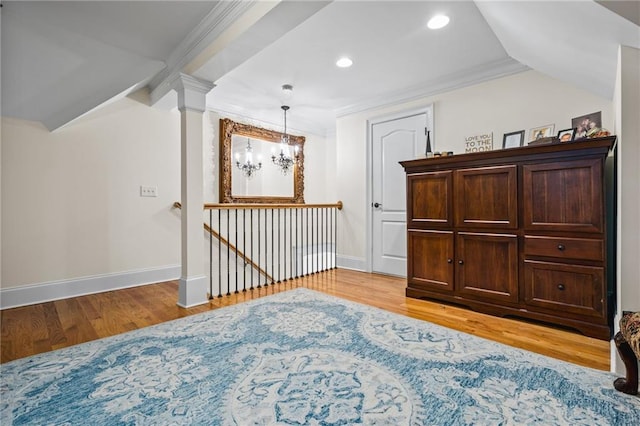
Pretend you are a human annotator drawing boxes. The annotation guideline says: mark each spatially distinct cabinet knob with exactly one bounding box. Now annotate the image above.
[447,258,453,264]
[557,244,565,251]
[557,284,565,290]
[458,260,464,265]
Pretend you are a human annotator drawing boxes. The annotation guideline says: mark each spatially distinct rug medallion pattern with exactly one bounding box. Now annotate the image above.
[1,289,638,425]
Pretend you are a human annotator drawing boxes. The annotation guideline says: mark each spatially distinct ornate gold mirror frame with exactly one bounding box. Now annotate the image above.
[219,118,305,203]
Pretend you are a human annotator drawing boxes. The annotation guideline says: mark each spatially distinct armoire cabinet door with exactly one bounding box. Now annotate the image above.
[456,232,518,303]
[522,159,603,233]
[454,165,517,229]
[407,171,453,228]
[407,230,454,293]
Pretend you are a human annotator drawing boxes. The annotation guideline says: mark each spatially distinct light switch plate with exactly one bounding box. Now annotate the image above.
[140,185,158,197]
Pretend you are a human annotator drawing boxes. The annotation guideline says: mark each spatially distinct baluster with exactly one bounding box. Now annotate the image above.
[295,208,299,278]
[241,209,245,292]
[218,209,222,297]
[325,207,328,271]
[234,209,239,294]
[333,206,337,269]
[210,209,215,296]
[321,207,325,272]
[257,209,262,289]
[278,208,281,283]
[289,208,293,280]
[226,209,231,296]
[270,208,274,285]
[250,209,254,290]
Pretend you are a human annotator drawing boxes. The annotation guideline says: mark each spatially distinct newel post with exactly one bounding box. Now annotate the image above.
[173,73,215,308]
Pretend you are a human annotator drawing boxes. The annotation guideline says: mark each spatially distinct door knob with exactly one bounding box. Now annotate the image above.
[373,202,382,208]
[458,260,464,265]
[447,258,453,264]
[557,284,565,290]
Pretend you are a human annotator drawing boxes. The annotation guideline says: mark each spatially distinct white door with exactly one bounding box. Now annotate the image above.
[371,111,430,276]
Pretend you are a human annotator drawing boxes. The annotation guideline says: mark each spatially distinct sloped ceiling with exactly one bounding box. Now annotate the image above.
[1,1,217,130]
[1,1,639,136]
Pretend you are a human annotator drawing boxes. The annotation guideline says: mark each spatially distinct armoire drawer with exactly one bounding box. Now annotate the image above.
[524,236,603,262]
[524,260,605,321]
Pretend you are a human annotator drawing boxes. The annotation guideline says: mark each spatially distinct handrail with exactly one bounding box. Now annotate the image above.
[202,201,343,210]
[173,202,273,283]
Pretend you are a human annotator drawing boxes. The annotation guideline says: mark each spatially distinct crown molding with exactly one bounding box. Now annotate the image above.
[206,103,332,139]
[335,57,529,118]
[149,0,257,106]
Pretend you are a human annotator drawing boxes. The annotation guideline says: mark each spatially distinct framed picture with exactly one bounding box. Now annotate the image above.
[502,130,525,149]
[529,124,555,142]
[572,111,601,139]
[557,128,576,143]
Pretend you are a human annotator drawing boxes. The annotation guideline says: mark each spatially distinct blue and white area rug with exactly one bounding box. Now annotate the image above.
[1,289,639,425]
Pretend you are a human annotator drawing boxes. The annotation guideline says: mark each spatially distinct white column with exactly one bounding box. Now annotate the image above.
[173,73,215,308]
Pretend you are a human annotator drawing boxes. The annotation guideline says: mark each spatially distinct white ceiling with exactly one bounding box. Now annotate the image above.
[2,1,639,136]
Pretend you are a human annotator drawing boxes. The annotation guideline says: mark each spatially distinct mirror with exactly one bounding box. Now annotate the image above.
[220,118,305,203]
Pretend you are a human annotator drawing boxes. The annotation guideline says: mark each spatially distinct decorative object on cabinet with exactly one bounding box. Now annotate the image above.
[614,311,640,395]
[400,136,617,340]
[502,130,525,148]
[425,129,433,158]
[528,136,557,145]
[528,124,555,141]
[557,128,576,142]
[464,132,493,153]
[572,111,601,140]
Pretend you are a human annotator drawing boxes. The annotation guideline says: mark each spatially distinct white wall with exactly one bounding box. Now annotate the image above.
[1,99,331,307]
[1,91,182,297]
[615,45,640,313]
[335,70,614,266]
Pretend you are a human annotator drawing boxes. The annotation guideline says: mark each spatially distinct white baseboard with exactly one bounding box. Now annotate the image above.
[337,255,367,272]
[0,265,181,310]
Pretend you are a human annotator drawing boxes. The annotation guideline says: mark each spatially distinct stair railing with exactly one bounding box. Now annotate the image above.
[175,201,342,299]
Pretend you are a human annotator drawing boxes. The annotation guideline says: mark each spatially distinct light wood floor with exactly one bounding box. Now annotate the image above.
[1,269,610,370]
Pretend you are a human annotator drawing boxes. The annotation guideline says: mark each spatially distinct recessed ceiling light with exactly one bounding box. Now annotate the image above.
[427,14,450,30]
[336,57,353,68]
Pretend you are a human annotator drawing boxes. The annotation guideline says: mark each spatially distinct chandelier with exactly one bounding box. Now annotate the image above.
[272,105,299,175]
[235,137,262,179]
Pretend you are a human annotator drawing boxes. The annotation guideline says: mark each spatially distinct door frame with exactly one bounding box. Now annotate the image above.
[365,104,434,273]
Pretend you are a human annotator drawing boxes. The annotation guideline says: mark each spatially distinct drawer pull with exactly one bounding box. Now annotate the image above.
[458,260,464,265]
[557,244,565,251]
[447,258,453,264]
[557,284,565,291]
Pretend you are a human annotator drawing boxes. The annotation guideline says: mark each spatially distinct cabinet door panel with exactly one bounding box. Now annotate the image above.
[407,171,452,227]
[456,232,518,303]
[524,260,605,321]
[408,230,454,292]
[523,159,603,233]
[454,166,517,229]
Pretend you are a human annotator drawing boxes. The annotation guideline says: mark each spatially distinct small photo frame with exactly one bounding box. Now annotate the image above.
[572,111,602,139]
[557,128,576,143]
[502,130,525,149]
[529,124,555,142]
